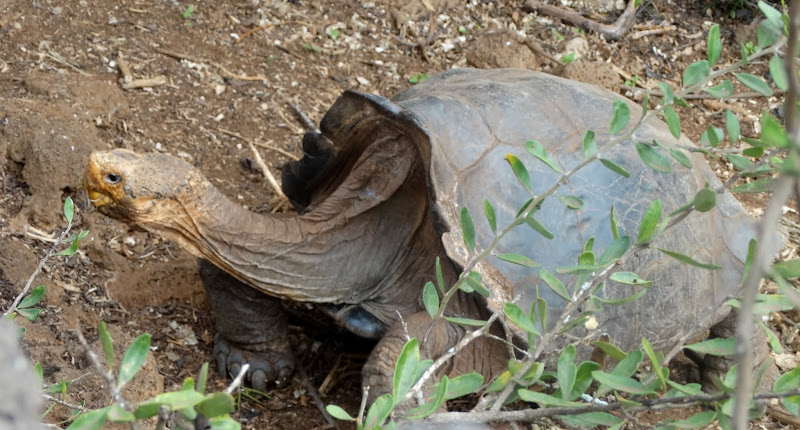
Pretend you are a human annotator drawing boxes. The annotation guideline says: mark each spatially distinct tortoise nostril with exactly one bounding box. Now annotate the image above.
[104,173,122,184]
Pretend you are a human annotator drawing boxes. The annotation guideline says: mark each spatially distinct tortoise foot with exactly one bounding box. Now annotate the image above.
[213,333,295,391]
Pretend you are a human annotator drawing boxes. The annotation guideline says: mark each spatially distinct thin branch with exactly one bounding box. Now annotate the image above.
[732,2,800,428]
[3,220,72,318]
[41,393,90,413]
[522,0,638,41]
[425,389,800,425]
[224,363,249,395]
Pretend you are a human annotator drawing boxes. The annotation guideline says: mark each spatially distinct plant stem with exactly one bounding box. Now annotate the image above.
[732,2,800,428]
[3,220,73,318]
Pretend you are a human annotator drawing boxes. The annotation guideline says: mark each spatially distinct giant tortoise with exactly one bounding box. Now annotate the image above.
[84,68,758,398]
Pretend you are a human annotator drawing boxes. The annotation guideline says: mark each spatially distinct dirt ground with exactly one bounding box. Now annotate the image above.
[0,0,798,428]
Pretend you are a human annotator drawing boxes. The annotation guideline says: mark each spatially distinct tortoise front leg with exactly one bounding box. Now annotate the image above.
[198,259,295,390]
[362,310,509,406]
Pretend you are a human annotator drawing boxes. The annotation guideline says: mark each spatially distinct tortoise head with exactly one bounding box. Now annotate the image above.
[84,149,210,228]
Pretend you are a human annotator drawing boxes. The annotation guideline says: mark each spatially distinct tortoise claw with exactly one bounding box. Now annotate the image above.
[212,333,296,389]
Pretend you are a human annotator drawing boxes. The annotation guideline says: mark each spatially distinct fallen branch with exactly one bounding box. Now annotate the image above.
[117,53,168,90]
[155,48,269,81]
[424,389,800,425]
[523,0,638,41]
[216,128,289,200]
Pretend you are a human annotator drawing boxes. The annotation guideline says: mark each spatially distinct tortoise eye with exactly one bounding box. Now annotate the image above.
[104,173,122,184]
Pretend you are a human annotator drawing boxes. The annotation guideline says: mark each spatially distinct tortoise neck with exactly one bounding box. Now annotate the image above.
[163,184,363,303]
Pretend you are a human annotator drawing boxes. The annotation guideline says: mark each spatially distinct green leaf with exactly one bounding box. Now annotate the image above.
[326,405,355,421]
[66,407,109,430]
[705,80,735,98]
[557,345,577,400]
[567,361,600,400]
[774,258,800,279]
[364,393,393,428]
[484,199,497,235]
[592,371,654,395]
[637,199,662,244]
[525,140,562,173]
[565,412,623,427]
[774,366,800,393]
[118,333,151,387]
[598,235,631,265]
[404,376,448,420]
[700,126,724,148]
[540,270,570,301]
[485,370,512,393]
[18,285,45,308]
[55,240,80,256]
[757,19,781,48]
[536,297,547,336]
[594,341,627,361]
[656,248,722,270]
[666,380,704,396]
[582,130,597,158]
[732,177,776,193]
[597,349,643,396]
[98,321,114,371]
[106,403,135,423]
[495,252,540,268]
[422,282,439,318]
[444,317,486,326]
[525,215,554,240]
[17,308,41,322]
[556,261,618,275]
[435,257,445,294]
[443,373,483,400]
[707,24,721,66]
[609,272,652,287]
[393,338,420,404]
[610,205,619,240]
[609,100,630,135]
[672,410,718,429]
[769,55,788,90]
[635,142,672,173]
[196,362,209,394]
[726,110,740,143]
[759,1,784,29]
[460,207,476,254]
[761,111,790,148]
[557,195,584,210]
[735,73,773,96]
[462,271,491,297]
[684,337,735,356]
[503,303,540,336]
[693,188,717,212]
[642,338,666,390]
[658,82,675,105]
[134,390,206,419]
[63,197,75,224]
[518,389,581,406]
[728,154,752,171]
[669,148,692,168]
[196,392,235,418]
[504,153,533,193]
[206,415,240,430]
[599,158,631,178]
[663,106,681,139]
[683,60,710,87]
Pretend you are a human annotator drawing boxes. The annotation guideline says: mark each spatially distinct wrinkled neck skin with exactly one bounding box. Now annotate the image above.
[145,152,442,325]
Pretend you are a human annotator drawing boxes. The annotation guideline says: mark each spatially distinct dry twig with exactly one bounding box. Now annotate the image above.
[523,0,638,41]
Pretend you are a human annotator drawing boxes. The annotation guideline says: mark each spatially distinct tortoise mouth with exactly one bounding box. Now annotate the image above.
[87,190,114,208]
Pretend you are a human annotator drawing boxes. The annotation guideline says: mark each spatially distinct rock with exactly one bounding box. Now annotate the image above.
[466,30,539,70]
[555,60,621,92]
